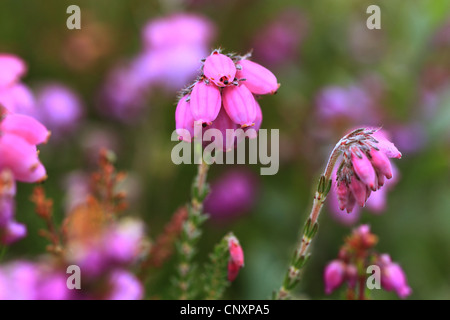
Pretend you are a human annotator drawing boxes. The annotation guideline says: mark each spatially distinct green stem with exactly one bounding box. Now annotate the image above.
[274,140,344,300]
[0,245,7,262]
[175,144,210,300]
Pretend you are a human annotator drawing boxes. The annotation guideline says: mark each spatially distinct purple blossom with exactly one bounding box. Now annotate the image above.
[252,9,307,68]
[34,83,84,138]
[204,169,259,221]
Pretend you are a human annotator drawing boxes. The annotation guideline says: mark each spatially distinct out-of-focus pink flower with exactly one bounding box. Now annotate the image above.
[0,113,49,183]
[142,13,214,50]
[324,260,346,295]
[377,254,412,299]
[390,123,427,155]
[34,83,84,138]
[252,9,307,68]
[105,269,144,300]
[97,63,150,123]
[0,169,27,245]
[68,218,145,277]
[227,236,244,282]
[204,169,259,221]
[316,85,376,125]
[0,261,69,300]
[0,54,35,116]
[0,54,26,88]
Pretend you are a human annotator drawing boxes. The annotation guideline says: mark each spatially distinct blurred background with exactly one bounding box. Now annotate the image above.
[1,0,450,299]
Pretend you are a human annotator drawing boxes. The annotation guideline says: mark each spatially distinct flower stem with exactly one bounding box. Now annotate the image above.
[174,144,210,300]
[274,140,343,300]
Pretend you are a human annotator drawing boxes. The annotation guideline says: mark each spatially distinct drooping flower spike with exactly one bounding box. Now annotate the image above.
[175,49,279,147]
[334,128,401,213]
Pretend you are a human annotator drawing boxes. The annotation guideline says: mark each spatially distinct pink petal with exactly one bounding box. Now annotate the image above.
[189,81,221,124]
[175,96,195,142]
[0,54,26,88]
[351,147,377,190]
[1,114,50,145]
[350,175,367,207]
[0,83,35,115]
[207,108,239,151]
[1,221,27,245]
[0,134,46,183]
[222,84,257,127]
[228,237,244,267]
[236,59,279,95]
[336,181,350,211]
[373,131,402,159]
[203,52,236,87]
[369,149,393,179]
[244,100,262,139]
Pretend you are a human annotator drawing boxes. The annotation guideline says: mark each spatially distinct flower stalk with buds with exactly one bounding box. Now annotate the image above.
[275,128,402,300]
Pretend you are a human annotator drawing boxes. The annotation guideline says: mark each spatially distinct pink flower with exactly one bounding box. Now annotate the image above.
[175,95,196,142]
[0,54,26,88]
[174,49,279,148]
[222,84,257,127]
[203,52,236,87]
[334,128,401,213]
[236,59,279,95]
[190,80,221,124]
[0,54,35,116]
[377,254,412,299]
[0,113,49,183]
[324,260,346,295]
[227,236,244,282]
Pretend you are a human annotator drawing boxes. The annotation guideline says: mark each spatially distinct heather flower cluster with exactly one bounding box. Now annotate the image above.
[324,225,411,299]
[332,128,402,215]
[175,49,279,148]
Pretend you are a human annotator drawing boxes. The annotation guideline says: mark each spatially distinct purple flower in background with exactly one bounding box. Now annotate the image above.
[34,83,84,138]
[142,13,214,50]
[316,85,378,125]
[98,13,215,123]
[390,123,427,155]
[204,169,259,221]
[97,63,150,123]
[67,218,145,277]
[252,9,307,68]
